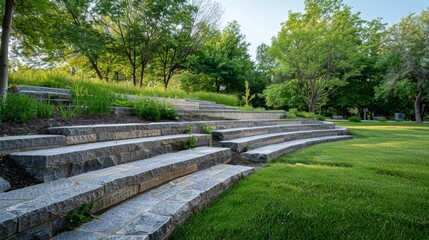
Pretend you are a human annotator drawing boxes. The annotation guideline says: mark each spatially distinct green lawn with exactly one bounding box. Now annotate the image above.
[171,122,429,240]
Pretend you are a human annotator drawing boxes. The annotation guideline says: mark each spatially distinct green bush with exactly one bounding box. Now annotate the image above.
[348,116,362,122]
[133,99,161,121]
[182,135,197,150]
[201,125,215,134]
[315,114,326,121]
[281,113,297,119]
[159,103,177,120]
[378,117,387,122]
[0,94,37,123]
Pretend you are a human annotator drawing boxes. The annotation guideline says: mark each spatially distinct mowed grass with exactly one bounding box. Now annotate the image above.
[172,122,429,240]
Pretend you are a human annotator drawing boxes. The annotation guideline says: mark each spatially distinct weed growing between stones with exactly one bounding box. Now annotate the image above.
[185,125,193,134]
[67,202,97,230]
[182,135,197,150]
[201,125,215,134]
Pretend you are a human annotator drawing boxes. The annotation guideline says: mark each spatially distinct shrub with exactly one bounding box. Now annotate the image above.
[281,113,296,119]
[378,117,387,122]
[315,114,326,121]
[133,99,161,121]
[348,116,362,122]
[159,103,177,120]
[0,94,37,123]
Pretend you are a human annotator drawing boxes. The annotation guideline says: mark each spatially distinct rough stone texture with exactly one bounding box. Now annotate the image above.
[221,128,349,152]
[0,135,66,156]
[9,134,211,182]
[242,135,354,163]
[212,122,335,141]
[0,178,11,193]
[54,164,255,240]
[176,109,286,120]
[0,147,232,239]
[0,210,17,238]
[12,85,71,94]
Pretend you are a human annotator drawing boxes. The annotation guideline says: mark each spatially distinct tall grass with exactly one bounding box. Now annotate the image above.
[9,70,239,107]
[0,94,54,123]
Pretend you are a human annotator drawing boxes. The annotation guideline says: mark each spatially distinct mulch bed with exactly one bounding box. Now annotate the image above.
[0,113,250,191]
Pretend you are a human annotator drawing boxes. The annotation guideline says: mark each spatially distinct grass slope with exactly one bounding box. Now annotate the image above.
[172,122,429,240]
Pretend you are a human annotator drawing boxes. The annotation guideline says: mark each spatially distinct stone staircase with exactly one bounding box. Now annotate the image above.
[9,85,73,105]
[0,119,352,239]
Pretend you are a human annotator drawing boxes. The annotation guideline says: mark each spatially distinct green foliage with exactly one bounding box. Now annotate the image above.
[348,116,362,122]
[172,122,429,239]
[378,117,387,122]
[67,202,96,230]
[200,125,215,134]
[35,101,55,118]
[184,125,193,134]
[159,103,177,120]
[182,135,197,150]
[0,94,38,123]
[111,100,134,108]
[262,82,304,110]
[241,80,256,106]
[133,99,161,121]
[57,104,75,120]
[242,146,252,152]
[281,113,297,119]
[238,106,266,111]
[270,0,364,112]
[315,114,326,121]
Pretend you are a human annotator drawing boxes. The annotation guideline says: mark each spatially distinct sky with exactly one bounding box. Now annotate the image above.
[215,0,429,59]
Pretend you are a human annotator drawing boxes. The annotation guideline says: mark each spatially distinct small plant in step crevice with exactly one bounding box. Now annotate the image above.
[67,202,97,230]
[185,125,193,134]
[201,125,215,134]
[182,135,197,150]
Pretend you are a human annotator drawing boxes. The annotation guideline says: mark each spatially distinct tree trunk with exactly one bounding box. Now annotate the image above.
[131,65,136,86]
[414,90,423,123]
[0,0,14,98]
[89,60,103,80]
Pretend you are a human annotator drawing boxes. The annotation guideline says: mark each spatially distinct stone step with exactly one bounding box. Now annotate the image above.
[221,128,349,153]
[9,85,71,95]
[0,178,11,193]
[48,119,311,145]
[0,147,232,239]
[0,135,66,157]
[212,122,335,141]
[242,135,354,163]
[9,134,211,182]
[18,90,72,100]
[53,164,254,240]
[176,109,287,120]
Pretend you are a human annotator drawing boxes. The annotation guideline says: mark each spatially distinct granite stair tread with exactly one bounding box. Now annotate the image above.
[220,127,349,152]
[0,135,66,156]
[9,134,211,182]
[0,147,232,239]
[242,135,354,163]
[212,122,335,141]
[53,164,255,240]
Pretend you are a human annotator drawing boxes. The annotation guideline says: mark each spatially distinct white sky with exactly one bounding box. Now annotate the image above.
[215,0,429,59]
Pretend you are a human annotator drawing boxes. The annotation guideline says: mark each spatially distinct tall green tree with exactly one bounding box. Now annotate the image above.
[270,0,362,112]
[156,0,222,89]
[187,21,253,93]
[379,9,429,123]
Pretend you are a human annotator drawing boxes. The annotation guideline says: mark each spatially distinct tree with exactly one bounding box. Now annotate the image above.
[380,9,429,123]
[0,0,13,97]
[156,0,222,89]
[270,0,362,112]
[187,21,253,93]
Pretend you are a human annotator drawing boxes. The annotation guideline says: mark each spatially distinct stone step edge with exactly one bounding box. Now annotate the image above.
[0,135,66,156]
[221,128,349,152]
[9,85,71,94]
[212,123,336,141]
[53,164,255,240]
[0,147,232,239]
[242,135,354,163]
[9,134,211,182]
